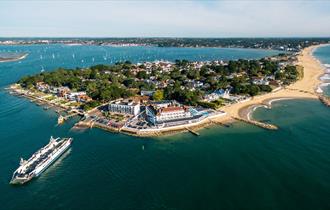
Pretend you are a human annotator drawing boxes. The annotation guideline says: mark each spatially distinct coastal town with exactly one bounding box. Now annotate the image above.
[3,1,330,209]
[1,37,330,51]
[9,49,318,136]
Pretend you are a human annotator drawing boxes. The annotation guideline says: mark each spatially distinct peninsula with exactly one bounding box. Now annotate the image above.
[0,53,28,63]
[8,44,329,137]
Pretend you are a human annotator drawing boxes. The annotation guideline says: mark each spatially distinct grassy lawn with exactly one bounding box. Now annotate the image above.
[45,95,56,101]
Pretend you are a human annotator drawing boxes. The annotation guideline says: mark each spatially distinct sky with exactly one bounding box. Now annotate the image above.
[1,0,330,37]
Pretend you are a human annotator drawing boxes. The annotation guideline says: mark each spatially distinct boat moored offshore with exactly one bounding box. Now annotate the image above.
[58,115,65,124]
[10,136,72,185]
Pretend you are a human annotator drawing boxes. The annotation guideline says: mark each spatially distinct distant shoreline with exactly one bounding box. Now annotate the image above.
[0,43,281,52]
[1,37,328,52]
[0,53,28,63]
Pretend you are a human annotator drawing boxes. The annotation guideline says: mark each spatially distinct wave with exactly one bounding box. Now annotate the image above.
[324,64,330,68]
[247,105,267,121]
[316,86,323,93]
[246,98,295,121]
[266,97,295,106]
[319,83,330,87]
[320,74,330,81]
[316,83,330,94]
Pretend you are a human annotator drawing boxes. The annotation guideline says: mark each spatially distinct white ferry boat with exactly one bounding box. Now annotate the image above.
[10,136,72,185]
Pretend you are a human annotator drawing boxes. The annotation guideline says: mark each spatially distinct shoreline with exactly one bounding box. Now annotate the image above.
[231,44,329,121]
[7,44,329,137]
[124,43,330,135]
[119,112,230,137]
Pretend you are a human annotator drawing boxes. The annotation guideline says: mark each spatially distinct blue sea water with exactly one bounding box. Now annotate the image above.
[314,45,330,95]
[0,44,280,87]
[0,45,329,210]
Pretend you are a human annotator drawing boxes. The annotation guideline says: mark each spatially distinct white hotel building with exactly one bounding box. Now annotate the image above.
[146,104,192,125]
[109,100,140,116]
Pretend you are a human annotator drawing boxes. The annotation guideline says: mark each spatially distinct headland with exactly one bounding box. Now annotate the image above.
[0,53,28,63]
[7,44,330,137]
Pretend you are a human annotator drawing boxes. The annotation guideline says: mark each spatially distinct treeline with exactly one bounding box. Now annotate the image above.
[18,65,134,102]
[62,38,330,50]
[18,58,301,106]
[7,38,330,50]
[275,65,303,85]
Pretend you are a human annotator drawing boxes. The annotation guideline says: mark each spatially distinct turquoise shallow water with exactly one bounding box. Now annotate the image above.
[0,45,330,210]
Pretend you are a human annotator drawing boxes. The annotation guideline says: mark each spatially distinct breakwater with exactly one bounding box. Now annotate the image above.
[319,95,330,107]
[233,117,278,130]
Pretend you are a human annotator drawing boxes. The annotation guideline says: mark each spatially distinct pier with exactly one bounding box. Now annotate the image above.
[58,111,83,124]
[233,117,278,130]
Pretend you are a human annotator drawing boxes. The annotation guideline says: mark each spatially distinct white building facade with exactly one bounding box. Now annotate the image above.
[146,105,192,124]
[109,100,140,116]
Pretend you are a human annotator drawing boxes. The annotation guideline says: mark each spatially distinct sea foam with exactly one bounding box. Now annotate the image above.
[320,74,330,81]
[320,83,330,87]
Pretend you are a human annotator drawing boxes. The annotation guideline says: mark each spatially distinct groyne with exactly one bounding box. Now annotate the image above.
[319,95,330,107]
[185,127,200,136]
[233,117,278,130]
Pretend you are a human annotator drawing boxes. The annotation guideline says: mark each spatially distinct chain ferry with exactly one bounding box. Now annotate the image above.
[10,136,72,185]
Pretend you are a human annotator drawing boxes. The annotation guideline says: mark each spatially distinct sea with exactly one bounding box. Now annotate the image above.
[0,44,329,210]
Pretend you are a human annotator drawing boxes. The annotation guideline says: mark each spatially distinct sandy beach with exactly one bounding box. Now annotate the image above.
[214,44,328,122]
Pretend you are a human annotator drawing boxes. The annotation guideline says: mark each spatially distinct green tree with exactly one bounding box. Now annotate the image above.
[153,90,164,101]
[137,71,147,79]
[248,85,260,96]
